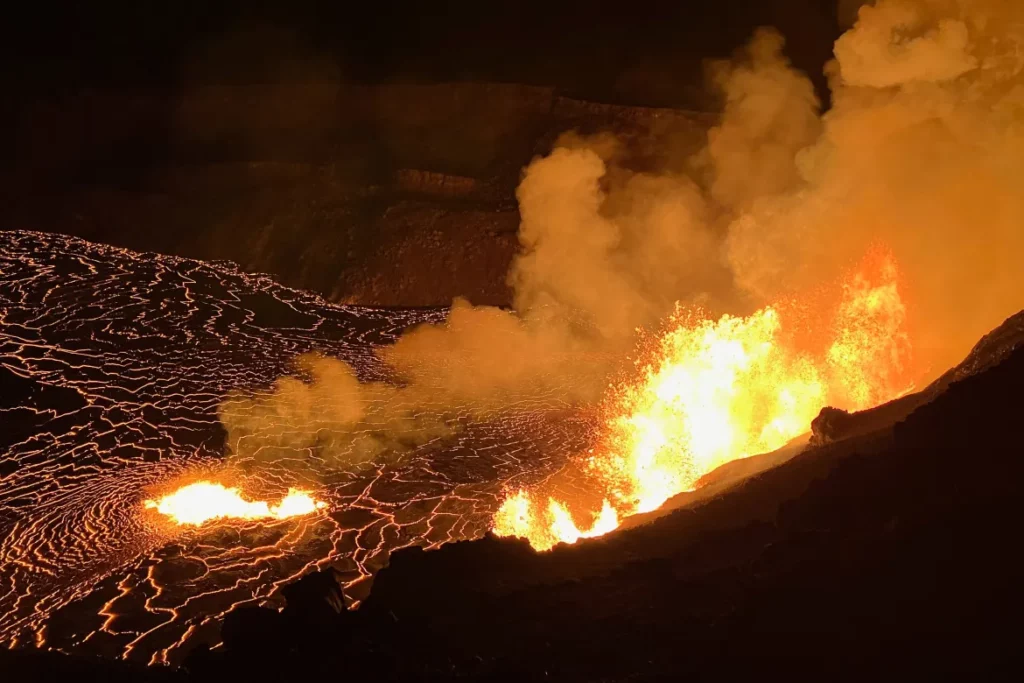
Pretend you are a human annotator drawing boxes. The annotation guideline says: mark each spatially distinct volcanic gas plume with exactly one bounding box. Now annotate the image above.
[494,249,913,549]
[221,0,1024,550]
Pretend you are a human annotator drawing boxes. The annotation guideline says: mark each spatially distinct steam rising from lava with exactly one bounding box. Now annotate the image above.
[217,0,1024,546]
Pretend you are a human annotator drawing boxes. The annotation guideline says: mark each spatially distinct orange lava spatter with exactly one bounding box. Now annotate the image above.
[494,250,914,550]
[144,482,327,526]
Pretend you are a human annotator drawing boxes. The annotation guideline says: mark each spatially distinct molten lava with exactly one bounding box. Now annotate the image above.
[494,250,913,550]
[144,482,327,526]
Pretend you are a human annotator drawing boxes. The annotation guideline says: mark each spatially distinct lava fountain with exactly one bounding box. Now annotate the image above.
[145,482,327,526]
[494,249,913,550]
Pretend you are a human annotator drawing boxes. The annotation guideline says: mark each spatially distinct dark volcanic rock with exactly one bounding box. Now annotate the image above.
[187,568,354,678]
[809,405,854,445]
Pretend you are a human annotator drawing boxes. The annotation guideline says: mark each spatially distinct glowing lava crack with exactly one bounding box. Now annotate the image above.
[145,482,326,526]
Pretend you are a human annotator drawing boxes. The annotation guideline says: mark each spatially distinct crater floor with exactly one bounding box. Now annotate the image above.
[0,230,591,665]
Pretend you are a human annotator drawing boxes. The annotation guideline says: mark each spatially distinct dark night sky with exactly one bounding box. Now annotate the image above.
[10,1,843,106]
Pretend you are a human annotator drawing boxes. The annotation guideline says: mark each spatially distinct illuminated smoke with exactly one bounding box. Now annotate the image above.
[221,0,1024,532]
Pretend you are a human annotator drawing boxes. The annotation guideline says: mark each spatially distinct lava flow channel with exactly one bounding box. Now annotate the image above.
[494,249,914,550]
[145,482,326,526]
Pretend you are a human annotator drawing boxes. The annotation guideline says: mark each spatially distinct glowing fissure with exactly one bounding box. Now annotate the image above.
[494,251,912,550]
[144,482,326,526]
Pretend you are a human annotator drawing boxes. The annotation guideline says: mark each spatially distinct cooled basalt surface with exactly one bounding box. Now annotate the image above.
[0,230,592,665]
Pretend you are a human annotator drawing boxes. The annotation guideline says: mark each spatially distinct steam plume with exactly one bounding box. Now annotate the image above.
[221,0,1024,470]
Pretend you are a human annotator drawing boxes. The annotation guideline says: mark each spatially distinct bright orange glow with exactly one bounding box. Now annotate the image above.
[826,253,912,410]
[144,482,327,526]
[494,250,913,550]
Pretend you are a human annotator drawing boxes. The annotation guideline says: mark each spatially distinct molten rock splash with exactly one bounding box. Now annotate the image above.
[145,482,326,526]
[494,251,912,550]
